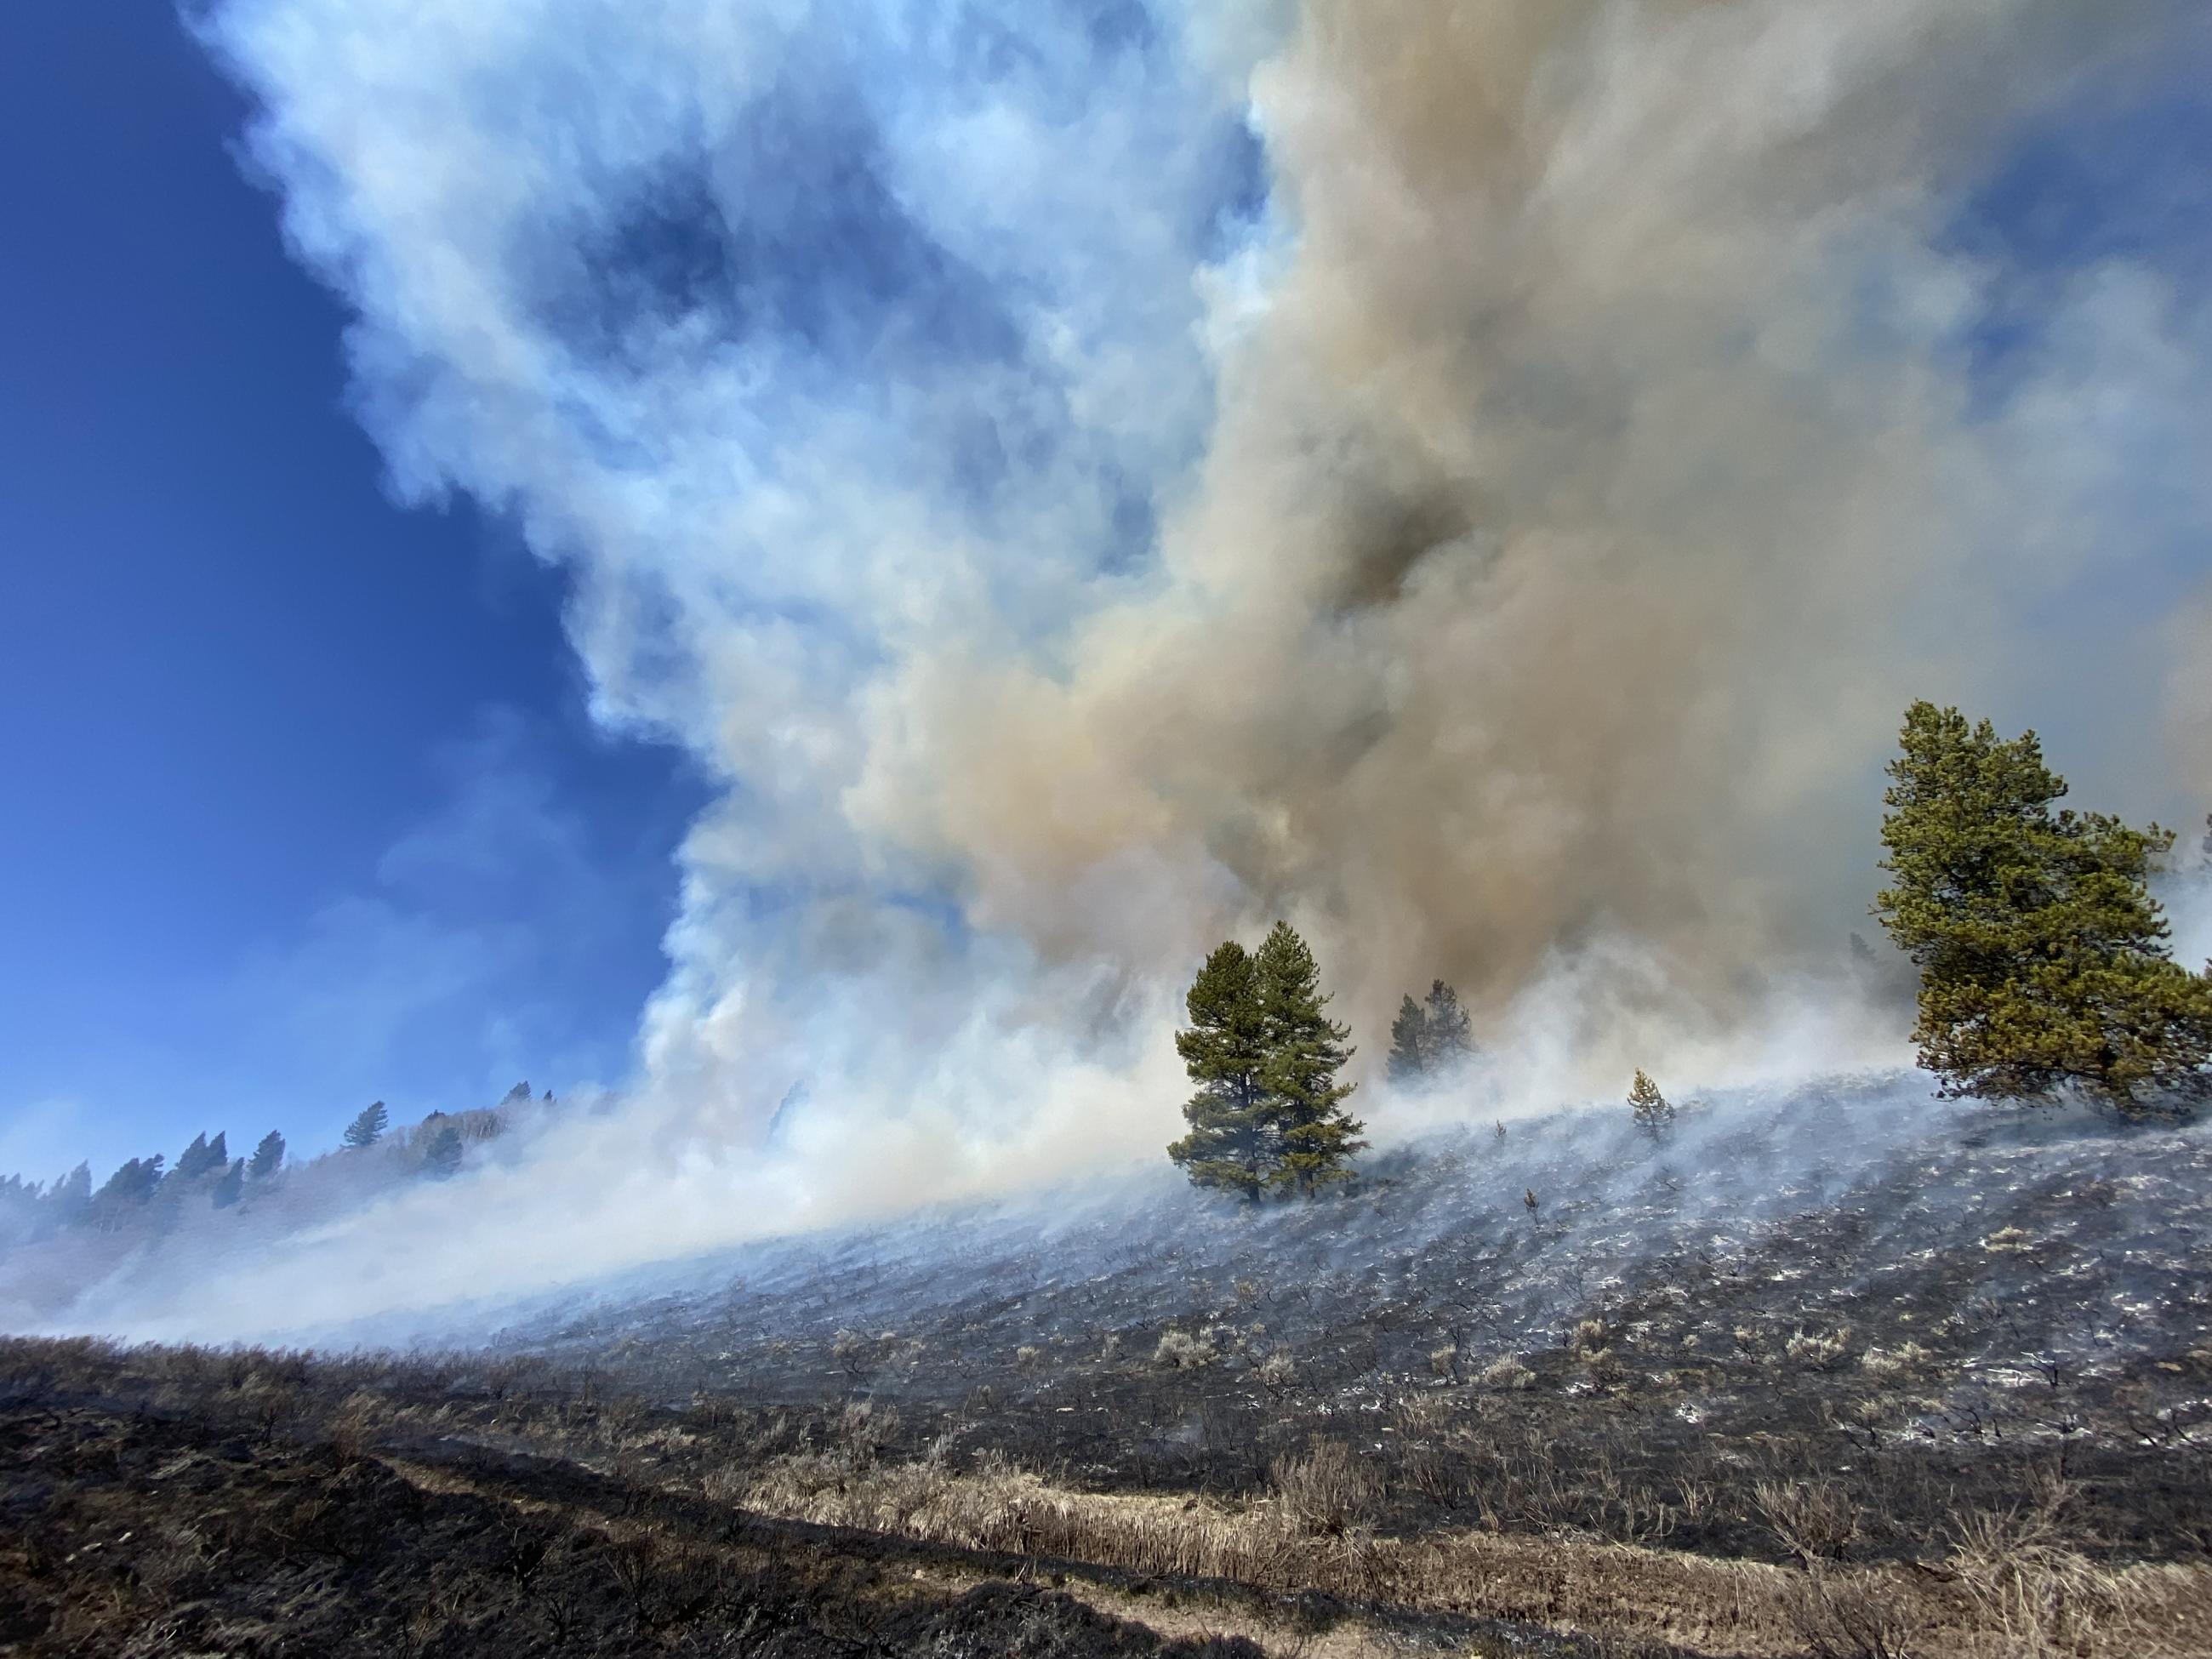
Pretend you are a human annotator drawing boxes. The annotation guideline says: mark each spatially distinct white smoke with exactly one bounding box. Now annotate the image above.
[51,0,2209,1336]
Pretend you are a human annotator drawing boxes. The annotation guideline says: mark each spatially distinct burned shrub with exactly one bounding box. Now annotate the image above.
[1754,1478,1862,1566]
[1784,1573,1919,1659]
[835,1400,900,1471]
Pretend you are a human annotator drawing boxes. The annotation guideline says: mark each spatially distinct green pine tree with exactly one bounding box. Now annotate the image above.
[1628,1069,1674,1137]
[1386,994,1428,1083]
[1422,980,1475,1070]
[248,1131,286,1180]
[1875,701,2212,1109]
[342,1101,390,1150]
[1254,921,1365,1196]
[83,1156,163,1229]
[174,1132,223,1181]
[1386,979,1476,1086]
[1168,941,1274,1199]
[48,1163,90,1224]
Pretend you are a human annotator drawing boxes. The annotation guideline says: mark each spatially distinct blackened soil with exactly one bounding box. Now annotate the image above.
[0,1392,1273,1658]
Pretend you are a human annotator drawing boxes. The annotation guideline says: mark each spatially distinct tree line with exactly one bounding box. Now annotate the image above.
[1168,698,2212,1200]
[0,1083,552,1248]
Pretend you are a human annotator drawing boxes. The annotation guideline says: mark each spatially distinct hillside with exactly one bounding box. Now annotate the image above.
[6,1075,2207,1656]
[478,1076,2212,1556]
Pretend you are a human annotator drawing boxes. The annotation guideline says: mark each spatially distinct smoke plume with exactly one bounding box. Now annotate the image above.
[86,0,2212,1332]
[852,1,2212,1062]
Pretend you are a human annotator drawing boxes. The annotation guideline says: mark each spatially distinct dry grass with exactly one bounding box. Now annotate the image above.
[715,1448,2212,1658]
[1269,1443,1382,1539]
[1935,1479,2203,1659]
[1783,1327,1853,1370]
[1858,1342,1931,1379]
[1154,1328,1220,1371]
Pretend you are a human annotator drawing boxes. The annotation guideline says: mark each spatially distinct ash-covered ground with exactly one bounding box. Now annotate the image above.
[480,1075,2212,1562]
[6,1076,2211,1657]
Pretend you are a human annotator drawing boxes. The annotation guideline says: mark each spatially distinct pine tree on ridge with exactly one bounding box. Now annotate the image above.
[1254,921,1365,1198]
[248,1131,286,1180]
[342,1101,390,1150]
[1167,941,1273,1199]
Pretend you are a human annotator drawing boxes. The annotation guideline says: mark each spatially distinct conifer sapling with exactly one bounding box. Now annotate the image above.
[1628,1069,1674,1137]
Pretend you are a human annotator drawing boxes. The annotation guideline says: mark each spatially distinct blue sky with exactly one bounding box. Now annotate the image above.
[0,2,702,1181]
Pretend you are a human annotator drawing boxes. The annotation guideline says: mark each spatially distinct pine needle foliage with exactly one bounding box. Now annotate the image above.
[342,1101,390,1150]
[1255,921,1365,1197]
[1387,995,1428,1084]
[1422,980,1474,1065]
[1170,923,1365,1199]
[248,1131,285,1180]
[174,1132,226,1181]
[1874,700,2212,1110]
[1386,979,1476,1086]
[1167,941,1273,1199]
[422,1126,465,1179]
[211,1159,246,1210]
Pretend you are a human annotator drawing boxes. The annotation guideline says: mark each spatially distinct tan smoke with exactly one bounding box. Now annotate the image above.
[847,0,2197,1072]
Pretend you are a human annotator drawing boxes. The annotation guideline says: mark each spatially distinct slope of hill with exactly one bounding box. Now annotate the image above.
[472,1076,2211,1548]
[3,1075,2209,1656]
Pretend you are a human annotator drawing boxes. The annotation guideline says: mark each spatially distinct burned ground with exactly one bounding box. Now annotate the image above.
[0,1343,1632,1658]
[491,1078,2212,1565]
[4,1076,2211,1655]
[0,1360,1291,1657]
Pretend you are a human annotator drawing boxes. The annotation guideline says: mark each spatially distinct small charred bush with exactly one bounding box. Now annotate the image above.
[1754,1478,1862,1566]
[1785,1573,1919,1659]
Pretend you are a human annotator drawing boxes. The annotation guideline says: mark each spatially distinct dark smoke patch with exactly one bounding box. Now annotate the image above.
[1324,487,1479,616]
[533,97,1022,385]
